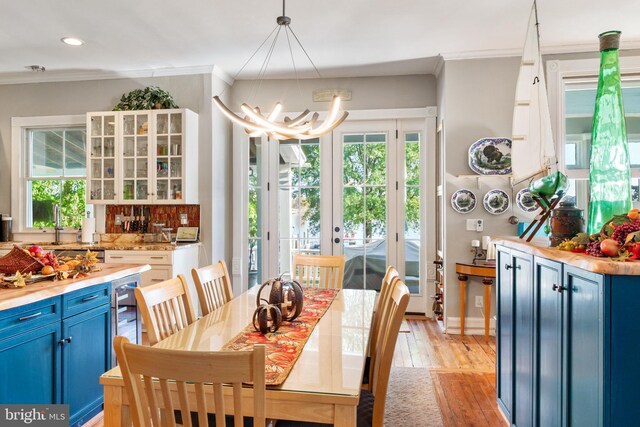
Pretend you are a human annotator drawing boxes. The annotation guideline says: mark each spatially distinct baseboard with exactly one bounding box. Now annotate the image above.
[446,316,496,336]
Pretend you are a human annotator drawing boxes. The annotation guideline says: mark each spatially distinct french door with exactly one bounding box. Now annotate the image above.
[245,117,433,313]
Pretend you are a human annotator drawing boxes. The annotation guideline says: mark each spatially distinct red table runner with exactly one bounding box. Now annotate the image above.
[221,288,339,385]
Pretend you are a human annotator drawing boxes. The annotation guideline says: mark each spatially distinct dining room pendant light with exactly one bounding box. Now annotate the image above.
[213,0,348,140]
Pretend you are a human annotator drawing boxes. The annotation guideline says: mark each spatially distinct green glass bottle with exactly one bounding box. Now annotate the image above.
[588,31,631,234]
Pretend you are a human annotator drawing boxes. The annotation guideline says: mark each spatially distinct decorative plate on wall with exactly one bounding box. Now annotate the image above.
[451,189,477,214]
[483,189,510,215]
[516,188,538,212]
[468,137,512,175]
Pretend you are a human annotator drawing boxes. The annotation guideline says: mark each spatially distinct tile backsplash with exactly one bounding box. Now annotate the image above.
[105,205,200,233]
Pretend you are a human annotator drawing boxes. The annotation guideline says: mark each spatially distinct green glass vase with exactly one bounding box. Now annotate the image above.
[587,31,631,234]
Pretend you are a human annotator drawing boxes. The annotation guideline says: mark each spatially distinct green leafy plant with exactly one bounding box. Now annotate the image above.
[113,86,179,111]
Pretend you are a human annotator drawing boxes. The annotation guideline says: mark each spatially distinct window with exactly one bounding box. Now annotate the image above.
[547,57,640,218]
[27,127,87,228]
[11,115,87,232]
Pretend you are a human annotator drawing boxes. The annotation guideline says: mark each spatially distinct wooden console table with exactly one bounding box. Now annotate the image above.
[455,262,496,341]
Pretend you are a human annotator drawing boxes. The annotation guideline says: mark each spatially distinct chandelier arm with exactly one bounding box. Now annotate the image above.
[241,104,314,134]
[287,25,322,78]
[298,112,349,139]
[213,97,273,133]
[308,96,342,134]
[284,109,311,125]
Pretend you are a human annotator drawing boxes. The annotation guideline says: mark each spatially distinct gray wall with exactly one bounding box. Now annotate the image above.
[0,74,231,265]
[440,57,522,330]
[230,75,437,111]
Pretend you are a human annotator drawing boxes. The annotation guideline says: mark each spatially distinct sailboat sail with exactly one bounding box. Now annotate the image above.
[511,2,557,183]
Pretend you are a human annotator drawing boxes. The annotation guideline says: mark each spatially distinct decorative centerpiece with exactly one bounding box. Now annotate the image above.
[557,209,640,261]
[252,275,305,334]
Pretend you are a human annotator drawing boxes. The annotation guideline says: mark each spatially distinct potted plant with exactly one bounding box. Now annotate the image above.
[113,86,179,111]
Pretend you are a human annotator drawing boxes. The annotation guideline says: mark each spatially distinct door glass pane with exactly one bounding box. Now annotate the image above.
[249,137,264,288]
[157,180,168,200]
[278,138,321,275]
[343,133,387,291]
[404,132,422,294]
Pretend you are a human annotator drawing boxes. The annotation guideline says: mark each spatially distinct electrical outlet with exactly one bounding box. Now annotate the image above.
[475,296,483,308]
[180,213,188,225]
[115,214,123,225]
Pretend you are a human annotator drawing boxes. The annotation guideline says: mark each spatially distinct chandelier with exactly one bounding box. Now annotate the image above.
[213,0,349,140]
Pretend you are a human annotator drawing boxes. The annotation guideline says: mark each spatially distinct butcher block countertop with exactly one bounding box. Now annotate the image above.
[0,242,200,251]
[493,237,640,276]
[0,263,151,311]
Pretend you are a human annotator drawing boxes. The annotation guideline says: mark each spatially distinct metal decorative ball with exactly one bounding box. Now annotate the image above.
[252,304,283,334]
[256,276,304,322]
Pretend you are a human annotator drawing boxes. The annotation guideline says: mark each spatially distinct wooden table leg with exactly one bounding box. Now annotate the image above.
[482,278,493,342]
[334,404,357,427]
[104,385,126,427]
[457,274,468,336]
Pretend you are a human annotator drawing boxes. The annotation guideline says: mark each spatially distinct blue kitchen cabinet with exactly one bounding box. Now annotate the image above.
[498,242,640,426]
[0,282,111,427]
[533,257,563,427]
[497,247,534,426]
[62,303,111,426]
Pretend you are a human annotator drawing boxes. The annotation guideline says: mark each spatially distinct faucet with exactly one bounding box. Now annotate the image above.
[53,204,63,245]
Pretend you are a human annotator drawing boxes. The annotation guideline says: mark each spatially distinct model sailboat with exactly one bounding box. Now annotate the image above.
[511,1,557,184]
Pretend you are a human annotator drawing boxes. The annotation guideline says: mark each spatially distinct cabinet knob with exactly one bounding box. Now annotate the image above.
[58,339,65,346]
[557,285,565,293]
[552,284,558,291]
[505,264,512,270]
[65,336,72,344]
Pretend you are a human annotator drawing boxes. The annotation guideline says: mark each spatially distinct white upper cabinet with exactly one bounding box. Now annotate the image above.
[86,109,198,205]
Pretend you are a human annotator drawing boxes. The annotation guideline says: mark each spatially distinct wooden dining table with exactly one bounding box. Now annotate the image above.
[100,287,377,426]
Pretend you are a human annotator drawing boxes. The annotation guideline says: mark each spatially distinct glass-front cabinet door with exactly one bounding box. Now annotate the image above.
[88,114,117,203]
[120,112,152,203]
[155,111,184,202]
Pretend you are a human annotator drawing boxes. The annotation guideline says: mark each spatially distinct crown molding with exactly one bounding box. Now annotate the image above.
[212,65,234,86]
[434,55,445,78]
[0,64,216,85]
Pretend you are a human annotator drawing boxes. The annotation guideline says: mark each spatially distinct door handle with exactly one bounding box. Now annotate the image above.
[334,238,341,243]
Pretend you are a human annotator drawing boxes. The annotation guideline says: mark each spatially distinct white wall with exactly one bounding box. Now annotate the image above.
[440,57,522,333]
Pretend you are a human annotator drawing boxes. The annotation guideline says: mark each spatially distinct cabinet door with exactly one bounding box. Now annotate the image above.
[0,323,61,404]
[87,113,118,204]
[534,257,563,427]
[513,249,534,427]
[564,267,603,427]
[62,304,111,426]
[121,112,153,203]
[496,247,513,420]
[154,111,184,203]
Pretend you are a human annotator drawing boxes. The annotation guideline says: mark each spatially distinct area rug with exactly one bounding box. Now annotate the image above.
[384,367,444,427]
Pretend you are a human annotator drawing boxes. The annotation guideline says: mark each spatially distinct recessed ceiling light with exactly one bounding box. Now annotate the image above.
[61,37,84,46]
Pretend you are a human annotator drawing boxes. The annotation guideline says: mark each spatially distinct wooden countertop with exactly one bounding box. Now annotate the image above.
[0,242,200,251]
[493,237,640,276]
[0,263,151,311]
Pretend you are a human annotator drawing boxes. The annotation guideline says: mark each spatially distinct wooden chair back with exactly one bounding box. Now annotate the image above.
[291,254,345,289]
[134,275,196,346]
[368,266,400,374]
[369,279,410,427]
[113,336,266,427]
[192,260,234,316]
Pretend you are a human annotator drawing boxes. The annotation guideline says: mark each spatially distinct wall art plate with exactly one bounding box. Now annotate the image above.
[468,137,512,175]
[451,189,477,213]
[516,188,538,212]
[483,189,510,215]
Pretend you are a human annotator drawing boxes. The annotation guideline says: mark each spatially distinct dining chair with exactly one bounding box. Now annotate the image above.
[113,336,266,427]
[192,260,234,316]
[278,279,410,427]
[134,274,196,346]
[291,254,345,289]
[363,266,400,386]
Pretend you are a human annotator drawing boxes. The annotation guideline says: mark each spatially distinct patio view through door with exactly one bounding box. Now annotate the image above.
[248,118,429,312]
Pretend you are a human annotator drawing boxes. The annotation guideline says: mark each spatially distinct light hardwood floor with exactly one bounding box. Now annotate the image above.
[87,316,505,427]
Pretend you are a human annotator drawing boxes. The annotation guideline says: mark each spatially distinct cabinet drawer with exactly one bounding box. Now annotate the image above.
[0,297,62,338]
[141,266,172,287]
[106,251,173,265]
[62,284,110,318]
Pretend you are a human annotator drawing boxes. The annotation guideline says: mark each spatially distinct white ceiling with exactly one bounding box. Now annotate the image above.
[2,0,640,83]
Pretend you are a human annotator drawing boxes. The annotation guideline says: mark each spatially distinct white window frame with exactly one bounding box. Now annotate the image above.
[547,56,640,179]
[11,114,86,234]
